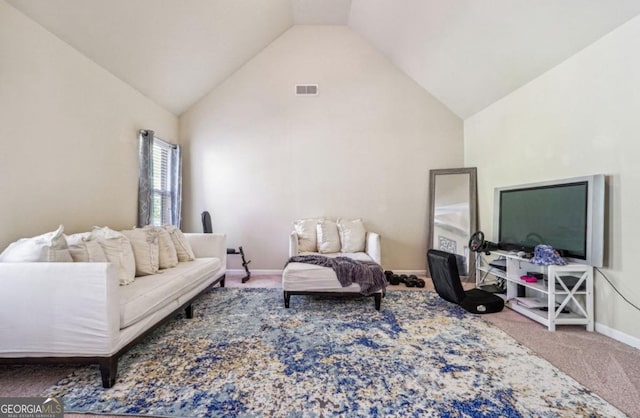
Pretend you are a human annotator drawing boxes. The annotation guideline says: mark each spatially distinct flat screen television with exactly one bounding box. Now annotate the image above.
[493,175,605,267]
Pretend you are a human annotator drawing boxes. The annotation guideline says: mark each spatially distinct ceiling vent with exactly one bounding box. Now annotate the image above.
[295,84,318,96]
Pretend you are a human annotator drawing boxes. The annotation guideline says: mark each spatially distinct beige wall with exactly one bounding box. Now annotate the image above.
[0,1,178,250]
[180,26,463,270]
[465,15,640,341]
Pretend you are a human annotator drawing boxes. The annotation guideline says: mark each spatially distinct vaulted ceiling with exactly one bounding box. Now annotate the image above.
[8,0,640,118]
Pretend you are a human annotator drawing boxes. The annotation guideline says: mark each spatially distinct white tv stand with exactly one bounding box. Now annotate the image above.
[475,251,593,331]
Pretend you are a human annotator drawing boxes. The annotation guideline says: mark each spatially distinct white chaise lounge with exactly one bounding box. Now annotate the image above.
[283,218,384,310]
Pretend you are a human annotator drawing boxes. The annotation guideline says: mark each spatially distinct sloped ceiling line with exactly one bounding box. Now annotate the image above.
[8,0,640,118]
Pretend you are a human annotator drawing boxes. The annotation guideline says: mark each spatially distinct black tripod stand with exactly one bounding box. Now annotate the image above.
[201,211,251,283]
[227,246,251,283]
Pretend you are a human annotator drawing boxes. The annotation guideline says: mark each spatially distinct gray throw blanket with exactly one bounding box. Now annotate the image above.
[286,255,386,296]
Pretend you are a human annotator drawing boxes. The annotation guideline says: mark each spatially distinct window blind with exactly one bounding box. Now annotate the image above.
[151,139,176,226]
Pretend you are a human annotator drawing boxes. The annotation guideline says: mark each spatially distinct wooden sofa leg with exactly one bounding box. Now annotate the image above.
[284,291,290,308]
[220,274,226,288]
[374,293,382,311]
[99,357,118,388]
[185,304,194,319]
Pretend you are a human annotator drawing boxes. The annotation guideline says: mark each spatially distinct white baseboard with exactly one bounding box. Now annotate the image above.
[595,322,640,349]
[392,270,427,276]
[227,269,429,276]
[226,269,283,275]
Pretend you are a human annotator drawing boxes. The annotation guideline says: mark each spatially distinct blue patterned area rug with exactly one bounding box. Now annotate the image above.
[44,288,624,417]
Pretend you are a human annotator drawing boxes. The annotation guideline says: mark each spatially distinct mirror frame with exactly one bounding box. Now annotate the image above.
[427,167,478,280]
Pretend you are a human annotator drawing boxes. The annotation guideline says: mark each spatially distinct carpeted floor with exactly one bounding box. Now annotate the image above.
[39,287,625,417]
[1,272,638,417]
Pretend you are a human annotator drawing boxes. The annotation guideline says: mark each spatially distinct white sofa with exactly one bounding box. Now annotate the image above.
[0,233,226,388]
[284,226,383,310]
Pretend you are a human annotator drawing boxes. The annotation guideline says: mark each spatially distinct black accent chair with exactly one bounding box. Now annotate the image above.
[427,249,504,314]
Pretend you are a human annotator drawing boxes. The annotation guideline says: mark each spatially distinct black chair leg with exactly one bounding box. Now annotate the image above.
[374,293,381,311]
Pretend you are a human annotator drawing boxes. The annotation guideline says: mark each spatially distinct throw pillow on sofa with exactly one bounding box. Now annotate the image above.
[121,228,160,276]
[0,225,73,262]
[65,231,91,246]
[165,226,195,262]
[143,226,178,269]
[90,226,136,285]
[69,240,108,263]
[337,218,366,253]
[66,231,107,262]
[316,219,341,253]
[294,218,321,252]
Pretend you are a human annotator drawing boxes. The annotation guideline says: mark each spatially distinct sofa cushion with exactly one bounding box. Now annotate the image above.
[118,258,221,328]
[283,262,361,293]
[316,219,341,253]
[90,227,136,286]
[121,228,160,276]
[165,226,195,262]
[337,218,366,253]
[294,218,320,252]
[282,252,380,294]
[0,225,73,262]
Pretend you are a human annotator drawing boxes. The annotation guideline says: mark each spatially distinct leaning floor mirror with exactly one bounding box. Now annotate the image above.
[427,167,478,280]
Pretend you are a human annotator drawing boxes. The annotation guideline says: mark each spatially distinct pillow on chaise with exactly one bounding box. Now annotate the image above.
[90,226,136,285]
[121,228,160,276]
[337,218,366,253]
[0,225,72,262]
[316,219,341,254]
[164,226,195,262]
[144,226,178,269]
[294,218,321,252]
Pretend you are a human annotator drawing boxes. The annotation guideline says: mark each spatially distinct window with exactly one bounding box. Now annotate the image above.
[150,139,176,226]
[138,130,182,227]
